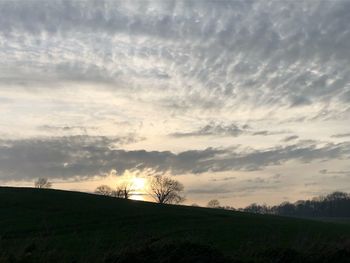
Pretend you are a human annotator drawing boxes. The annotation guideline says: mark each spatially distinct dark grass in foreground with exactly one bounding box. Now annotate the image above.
[1,187,349,262]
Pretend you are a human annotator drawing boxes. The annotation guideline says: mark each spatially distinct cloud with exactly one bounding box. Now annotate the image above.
[171,122,249,137]
[211,176,236,182]
[251,130,287,136]
[171,122,287,138]
[304,182,318,187]
[290,96,312,107]
[331,133,350,138]
[0,136,142,180]
[247,177,267,184]
[39,125,98,133]
[0,0,349,121]
[187,187,233,195]
[187,180,280,196]
[1,137,350,181]
[282,135,299,142]
[318,169,350,176]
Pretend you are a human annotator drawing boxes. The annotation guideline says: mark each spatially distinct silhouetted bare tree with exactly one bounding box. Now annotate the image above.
[116,182,133,199]
[95,185,113,196]
[34,178,52,189]
[111,190,123,198]
[150,175,184,204]
[207,199,220,208]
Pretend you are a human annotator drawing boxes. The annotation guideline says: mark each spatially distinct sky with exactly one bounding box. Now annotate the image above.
[0,0,350,207]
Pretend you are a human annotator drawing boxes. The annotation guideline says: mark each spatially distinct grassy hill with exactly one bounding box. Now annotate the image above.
[1,187,349,263]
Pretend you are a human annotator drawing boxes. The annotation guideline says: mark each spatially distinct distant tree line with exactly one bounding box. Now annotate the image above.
[205,192,350,218]
[204,199,236,211]
[240,192,350,217]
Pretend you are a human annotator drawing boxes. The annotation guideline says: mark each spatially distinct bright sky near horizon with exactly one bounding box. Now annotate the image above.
[0,0,349,207]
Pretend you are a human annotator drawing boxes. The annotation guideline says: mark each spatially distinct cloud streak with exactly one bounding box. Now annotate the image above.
[1,137,349,181]
[331,133,350,138]
[171,122,289,138]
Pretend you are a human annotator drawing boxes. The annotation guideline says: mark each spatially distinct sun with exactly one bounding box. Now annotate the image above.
[131,177,146,191]
[129,177,147,201]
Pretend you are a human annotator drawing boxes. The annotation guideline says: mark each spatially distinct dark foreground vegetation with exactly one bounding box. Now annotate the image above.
[1,187,349,263]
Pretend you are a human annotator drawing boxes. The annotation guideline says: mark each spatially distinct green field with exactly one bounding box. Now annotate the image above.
[1,187,349,263]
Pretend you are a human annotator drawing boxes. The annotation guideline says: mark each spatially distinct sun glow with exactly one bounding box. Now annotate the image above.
[132,177,146,191]
[130,177,147,201]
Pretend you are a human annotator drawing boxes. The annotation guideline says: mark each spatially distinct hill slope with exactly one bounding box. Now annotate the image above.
[1,187,349,263]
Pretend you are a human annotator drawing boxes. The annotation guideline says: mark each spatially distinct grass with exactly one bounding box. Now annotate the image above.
[1,187,349,262]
